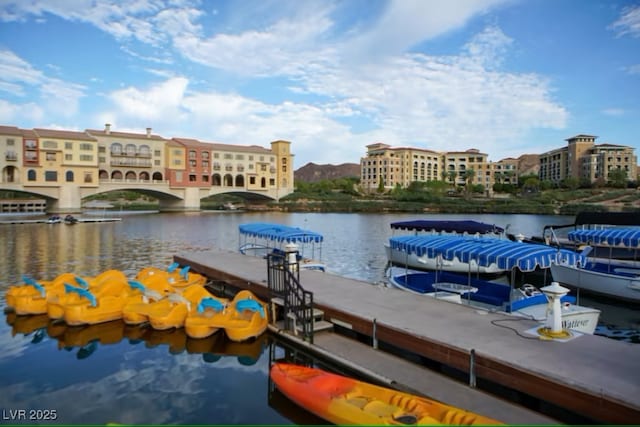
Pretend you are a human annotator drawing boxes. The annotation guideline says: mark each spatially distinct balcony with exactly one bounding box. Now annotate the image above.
[5,152,17,161]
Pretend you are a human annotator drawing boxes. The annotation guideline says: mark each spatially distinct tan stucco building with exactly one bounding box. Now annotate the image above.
[539,134,637,185]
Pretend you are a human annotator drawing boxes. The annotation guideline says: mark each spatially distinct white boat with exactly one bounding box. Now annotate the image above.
[536,211,640,260]
[385,236,600,334]
[385,220,518,275]
[550,227,640,303]
[238,222,326,272]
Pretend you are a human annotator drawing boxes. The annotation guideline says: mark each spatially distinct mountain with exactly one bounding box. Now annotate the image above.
[294,162,361,182]
[517,154,540,176]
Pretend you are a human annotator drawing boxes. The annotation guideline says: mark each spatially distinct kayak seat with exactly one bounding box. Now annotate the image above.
[345,396,369,409]
[363,400,398,418]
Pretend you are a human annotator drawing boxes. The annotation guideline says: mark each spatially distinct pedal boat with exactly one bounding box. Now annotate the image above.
[144,285,226,331]
[136,262,206,289]
[62,279,172,326]
[270,363,503,426]
[7,272,81,315]
[185,290,268,341]
[46,270,129,320]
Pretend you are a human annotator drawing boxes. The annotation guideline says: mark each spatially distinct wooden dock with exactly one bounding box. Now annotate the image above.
[176,248,640,424]
[0,217,121,224]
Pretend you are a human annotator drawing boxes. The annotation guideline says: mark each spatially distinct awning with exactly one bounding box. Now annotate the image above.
[390,220,504,234]
[568,228,640,248]
[239,222,323,243]
[389,235,584,271]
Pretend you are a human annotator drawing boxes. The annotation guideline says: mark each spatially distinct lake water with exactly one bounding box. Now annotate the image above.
[0,211,638,424]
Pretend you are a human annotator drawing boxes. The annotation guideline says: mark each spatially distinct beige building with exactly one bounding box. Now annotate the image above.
[539,134,637,185]
[0,125,23,184]
[360,143,514,193]
[28,128,99,188]
[87,124,168,182]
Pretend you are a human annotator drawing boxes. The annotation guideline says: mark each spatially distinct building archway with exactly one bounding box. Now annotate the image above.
[224,174,233,186]
[111,171,123,180]
[212,174,221,186]
[235,175,244,187]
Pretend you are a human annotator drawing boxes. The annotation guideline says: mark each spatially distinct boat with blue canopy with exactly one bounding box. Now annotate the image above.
[390,220,505,235]
[385,235,600,334]
[238,222,325,271]
[387,234,584,275]
[550,226,640,303]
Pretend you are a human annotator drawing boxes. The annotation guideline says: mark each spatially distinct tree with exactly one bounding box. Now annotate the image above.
[608,168,628,188]
[523,177,540,193]
[464,168,476,197]
[447,170,457,187]
[377,176,385,193]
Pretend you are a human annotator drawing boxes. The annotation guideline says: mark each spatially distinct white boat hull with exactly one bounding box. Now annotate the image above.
[385,244,507,275]
[387,268,600,334]
[550,263,640,303]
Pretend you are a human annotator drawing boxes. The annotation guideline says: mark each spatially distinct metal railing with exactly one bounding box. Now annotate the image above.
[267,251,315,343]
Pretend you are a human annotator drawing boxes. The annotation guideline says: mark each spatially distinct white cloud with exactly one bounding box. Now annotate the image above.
[623,64,640,75]
[610,5,640,38]
[602,108,625,116]
[109,77,189,121]
[343,0,509,61]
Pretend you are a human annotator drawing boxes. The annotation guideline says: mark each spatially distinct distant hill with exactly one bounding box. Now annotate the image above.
[294,162,360,182]
[517,154,540,176]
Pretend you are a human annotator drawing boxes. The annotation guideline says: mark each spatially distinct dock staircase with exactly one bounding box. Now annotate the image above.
[266,251,333,343]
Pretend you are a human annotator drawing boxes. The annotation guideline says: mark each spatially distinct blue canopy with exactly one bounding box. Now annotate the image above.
[390,220,504,234]
[568,228,640,248]
[239,223,323,243]
[389,235,585,272]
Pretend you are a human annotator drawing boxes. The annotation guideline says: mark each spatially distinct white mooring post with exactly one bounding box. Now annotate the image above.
[284,242,299,271]
[538,281,572,339]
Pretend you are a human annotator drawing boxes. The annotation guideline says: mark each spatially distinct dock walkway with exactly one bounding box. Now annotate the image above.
[176,248,640,424]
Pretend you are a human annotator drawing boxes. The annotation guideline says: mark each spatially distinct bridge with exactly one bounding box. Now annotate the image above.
[0,179,292,213]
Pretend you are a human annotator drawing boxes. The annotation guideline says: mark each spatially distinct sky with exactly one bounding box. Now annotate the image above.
[0,0,639,168]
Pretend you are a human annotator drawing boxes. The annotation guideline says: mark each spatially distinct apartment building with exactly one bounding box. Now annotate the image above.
[0,123,294,197]
[360,143,511,193]
[0,125,23,184]
[87,124,167,182]
[539,134,637,185]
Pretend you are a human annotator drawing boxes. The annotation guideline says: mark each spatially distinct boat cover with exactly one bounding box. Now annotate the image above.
[568,228,640,248]
[390,220,504,234]
[389,235,585,272]
[239,223,323,243]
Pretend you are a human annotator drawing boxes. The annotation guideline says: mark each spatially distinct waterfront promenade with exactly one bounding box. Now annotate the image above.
[176,248,640,424]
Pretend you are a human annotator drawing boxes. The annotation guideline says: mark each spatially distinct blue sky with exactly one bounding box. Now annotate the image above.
[0,0,638,167]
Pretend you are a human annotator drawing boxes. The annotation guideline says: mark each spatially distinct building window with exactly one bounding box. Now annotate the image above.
[7,138,14,146]
[45,171,57,182]
[66,171,74,182]
[27,170,36,181]
[65,142,73,149]
[65,154,73,161]
[190,160,197,167]
[46,152,56,161]
[80,155,93,161]
[84,172,93,183]
[249,176,256,185]
[189,150,197,159]
[189,175,196,182]
[43,140,57,149]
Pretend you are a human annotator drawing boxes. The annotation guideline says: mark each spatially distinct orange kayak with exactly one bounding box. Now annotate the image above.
[270,363,503,425]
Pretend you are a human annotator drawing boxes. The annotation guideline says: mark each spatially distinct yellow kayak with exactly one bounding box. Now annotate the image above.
[270,363,503,425]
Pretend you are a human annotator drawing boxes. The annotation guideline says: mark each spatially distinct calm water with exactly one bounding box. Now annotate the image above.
[0,211,638,424]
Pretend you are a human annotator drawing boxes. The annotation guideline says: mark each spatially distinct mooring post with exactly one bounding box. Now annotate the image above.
[469,349,476,388]
[372,318,378,349]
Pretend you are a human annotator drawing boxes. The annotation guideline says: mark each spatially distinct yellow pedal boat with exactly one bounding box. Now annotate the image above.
[185,290,268,342]
[136,262,206,289]
[62,278,173,326]
[144,285,226,331]
[270,363,503,426]
[7,272,84,315]
[46,270,129,320]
